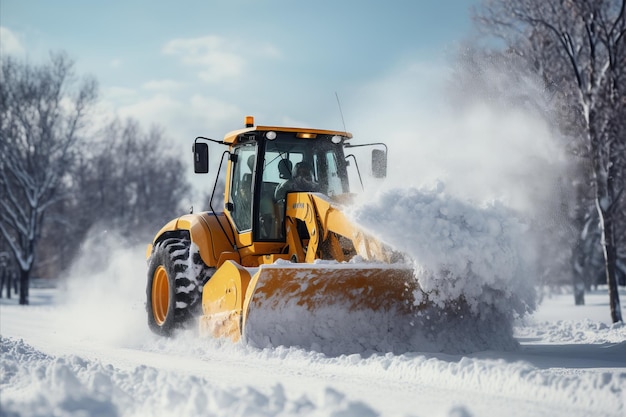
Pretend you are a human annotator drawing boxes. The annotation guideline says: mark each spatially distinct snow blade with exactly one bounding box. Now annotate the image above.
[242,263,424,356]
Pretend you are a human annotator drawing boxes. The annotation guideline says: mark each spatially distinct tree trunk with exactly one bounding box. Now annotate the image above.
[19,268,29,305]
[589,104,622,323]
[594,155,623,323]
[572,242,586,305]
[0,269,5,299]
[6,271,11,299]
[598,205,623,323]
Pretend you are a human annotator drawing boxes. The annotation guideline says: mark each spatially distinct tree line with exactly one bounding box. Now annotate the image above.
[1,52,190,304]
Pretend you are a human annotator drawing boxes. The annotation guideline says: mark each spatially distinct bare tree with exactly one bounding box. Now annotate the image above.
[29,117,193,281]
[474,0,625,322]
[0,53,97,304]
[71,118,191,241]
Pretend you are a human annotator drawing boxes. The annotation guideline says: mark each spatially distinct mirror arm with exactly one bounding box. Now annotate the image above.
[195,136,227,145]
[344,142,388,153]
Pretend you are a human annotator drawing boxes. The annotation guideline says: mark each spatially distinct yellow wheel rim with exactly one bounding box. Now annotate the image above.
[152,265,170,326]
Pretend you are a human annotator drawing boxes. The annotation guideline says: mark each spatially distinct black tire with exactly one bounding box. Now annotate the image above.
[146,236,202,336]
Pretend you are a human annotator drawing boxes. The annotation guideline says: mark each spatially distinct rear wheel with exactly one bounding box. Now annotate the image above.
[146,236,202,336]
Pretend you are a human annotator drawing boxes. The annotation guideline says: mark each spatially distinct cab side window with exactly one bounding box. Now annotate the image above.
[324,151,343,196]
[231,147,256,231]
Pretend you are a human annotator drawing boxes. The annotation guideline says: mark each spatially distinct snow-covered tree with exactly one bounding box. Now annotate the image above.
[0,53,97,304]
[473,0,625,322]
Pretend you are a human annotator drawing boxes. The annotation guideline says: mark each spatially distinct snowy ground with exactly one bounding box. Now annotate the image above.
[1,282,624,417]
[1,184,624,417]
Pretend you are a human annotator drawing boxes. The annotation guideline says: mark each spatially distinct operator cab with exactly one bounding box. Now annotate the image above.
[229,130,351,242]
[193,117,387,248]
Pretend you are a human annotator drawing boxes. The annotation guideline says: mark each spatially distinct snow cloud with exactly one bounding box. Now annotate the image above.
[349,184,537,317]
[348,59,570,215]
[340,57,574,344]
[57,229,151,348]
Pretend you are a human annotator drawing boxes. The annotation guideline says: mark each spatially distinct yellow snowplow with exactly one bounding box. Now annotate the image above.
[145,117,424,352]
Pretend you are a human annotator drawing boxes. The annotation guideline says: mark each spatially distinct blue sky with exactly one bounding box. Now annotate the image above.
[3,0,500,203]
[1,1,478,136]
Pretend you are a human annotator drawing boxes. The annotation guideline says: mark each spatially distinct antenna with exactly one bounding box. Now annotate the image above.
[335,92,348,135]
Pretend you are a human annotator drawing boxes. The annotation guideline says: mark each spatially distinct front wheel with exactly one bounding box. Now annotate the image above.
[146,236,201,336]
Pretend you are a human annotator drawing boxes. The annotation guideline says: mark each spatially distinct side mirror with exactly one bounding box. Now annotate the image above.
[193,142,209,173]
[372,149,387,178]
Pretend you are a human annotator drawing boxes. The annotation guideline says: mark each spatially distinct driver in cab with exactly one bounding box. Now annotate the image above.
[274,161,320,202]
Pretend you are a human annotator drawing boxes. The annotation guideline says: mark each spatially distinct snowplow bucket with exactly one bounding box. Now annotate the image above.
[241,263,424,355]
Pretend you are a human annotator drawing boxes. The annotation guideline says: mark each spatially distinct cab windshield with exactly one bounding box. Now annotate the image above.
[255,134,349,241]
